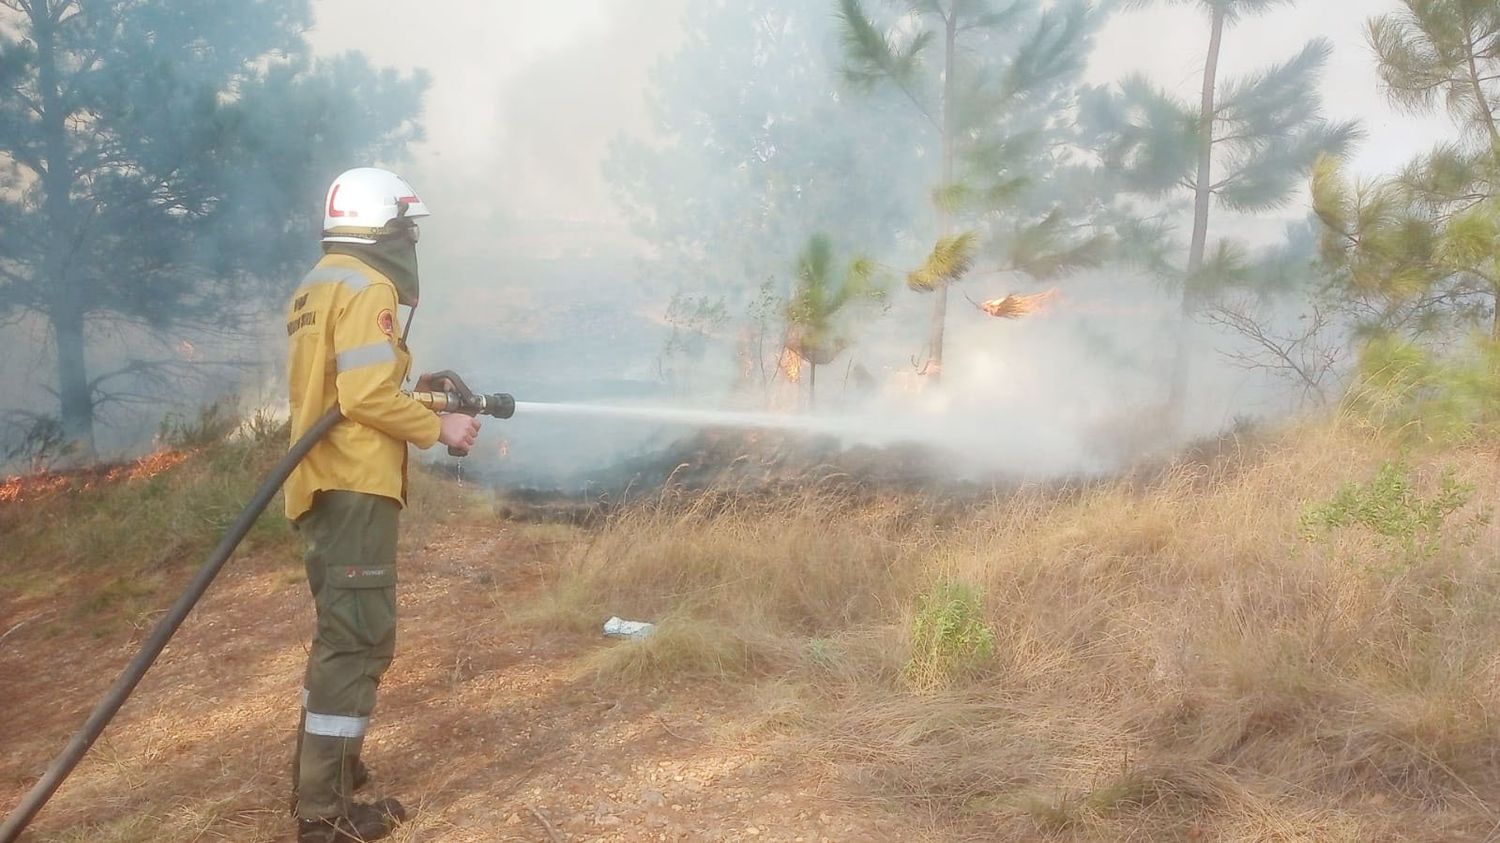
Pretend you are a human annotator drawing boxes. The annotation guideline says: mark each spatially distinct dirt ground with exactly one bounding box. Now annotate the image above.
[0,519,925,842]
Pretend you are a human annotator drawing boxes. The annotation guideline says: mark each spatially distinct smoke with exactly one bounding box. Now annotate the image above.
[0,0,1462,485]
[312,0,1471,490]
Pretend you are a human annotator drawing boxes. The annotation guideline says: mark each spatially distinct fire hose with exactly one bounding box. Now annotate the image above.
[0,387,514,842]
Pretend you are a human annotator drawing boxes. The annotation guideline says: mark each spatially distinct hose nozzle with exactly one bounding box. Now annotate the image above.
[411,391,516,419]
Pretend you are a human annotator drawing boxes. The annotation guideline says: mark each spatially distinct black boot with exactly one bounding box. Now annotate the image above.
[297,798,406,843]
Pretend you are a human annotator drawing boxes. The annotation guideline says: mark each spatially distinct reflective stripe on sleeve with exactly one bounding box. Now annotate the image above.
[295,267,371,297]
[335,341,397,373]
[304,711,369,738]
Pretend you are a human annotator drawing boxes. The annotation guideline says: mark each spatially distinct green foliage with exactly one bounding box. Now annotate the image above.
[1001,209,1115,281]
[0,419,295,621]
[1346,334,1500,443]
[1082,10,1357,290]
[1300,460,1478,565]
[1078,75,1199,198]
[837,0,933,92]
[786,234,885,371]
[1368,0,1500,139]
[1315,2,1500,341]
[839,0,1111,366]
[0,0,427,444]
[908,232,979,293]
[905,579,997,693]
[1313,156,1439,298]
[1315,153,1500,337]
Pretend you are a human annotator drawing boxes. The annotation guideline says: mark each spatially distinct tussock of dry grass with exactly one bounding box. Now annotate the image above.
[582,617,774,683]
[534,421,1500,840]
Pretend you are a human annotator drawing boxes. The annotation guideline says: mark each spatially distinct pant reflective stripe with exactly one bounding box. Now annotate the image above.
[335,341,396,373]
[304,711,368,738]
[295,268,371,297]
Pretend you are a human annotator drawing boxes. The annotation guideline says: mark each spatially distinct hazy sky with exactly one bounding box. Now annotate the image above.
[308,0,1451,236]
[308,0,688,227]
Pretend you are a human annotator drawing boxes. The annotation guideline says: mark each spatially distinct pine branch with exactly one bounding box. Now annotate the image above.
[837,0,939,126]
[908,231,979,292]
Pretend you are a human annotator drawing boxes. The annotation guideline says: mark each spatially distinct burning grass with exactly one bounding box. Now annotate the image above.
[0,410,465,627]
[523,420,1500,840]
[0,430,296,617]
[0,449,193,505]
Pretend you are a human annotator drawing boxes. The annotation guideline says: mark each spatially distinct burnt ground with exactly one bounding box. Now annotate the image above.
[469,423,1263,528]
[456,429,1030,527]
[0,518,925,842]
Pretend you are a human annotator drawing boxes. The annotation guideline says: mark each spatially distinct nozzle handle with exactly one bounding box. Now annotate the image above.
[409,390,515,459]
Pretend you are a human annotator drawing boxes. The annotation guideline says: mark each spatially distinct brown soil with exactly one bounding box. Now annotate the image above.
[0,520,922,842]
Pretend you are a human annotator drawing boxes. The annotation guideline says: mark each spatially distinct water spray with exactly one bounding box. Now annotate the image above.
[512,400,908,440]
[1,389,960,839]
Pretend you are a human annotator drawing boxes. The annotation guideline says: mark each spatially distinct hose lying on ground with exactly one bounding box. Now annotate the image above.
[0,407,344,842]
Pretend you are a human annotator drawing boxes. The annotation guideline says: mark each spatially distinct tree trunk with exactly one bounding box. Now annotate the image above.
[927,11,959,383]
[35,2,96,456]
[1461,10,1500,153]
[52,306,95,454]
[1167,8,1225,419]
[1491,288,1500,345]
[809,362,818,409]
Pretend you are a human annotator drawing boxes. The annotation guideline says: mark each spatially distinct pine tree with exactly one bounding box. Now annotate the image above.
[1082,0,1357,411]
[838,0,1110,382]
[0,0,426,454]
[784,234,883,404]
[1313,0,1498,340]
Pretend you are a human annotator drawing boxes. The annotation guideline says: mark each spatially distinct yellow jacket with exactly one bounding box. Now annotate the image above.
[284,253,441,520]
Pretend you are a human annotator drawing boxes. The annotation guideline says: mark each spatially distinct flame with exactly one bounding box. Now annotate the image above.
[496,439,510,459]
[978,288,1058,320]
[119,449,191,481]
[778,346,802,384]
[1,449,191,504]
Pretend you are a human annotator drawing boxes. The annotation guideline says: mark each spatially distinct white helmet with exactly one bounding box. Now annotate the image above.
[321,167,431,244]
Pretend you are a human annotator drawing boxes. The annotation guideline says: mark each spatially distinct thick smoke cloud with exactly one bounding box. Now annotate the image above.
[0,0,1461,485]
[313,0,1463,490]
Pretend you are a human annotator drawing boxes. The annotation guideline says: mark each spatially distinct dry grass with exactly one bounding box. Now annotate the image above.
[528,420,1500,840]
[12,411,1500,840]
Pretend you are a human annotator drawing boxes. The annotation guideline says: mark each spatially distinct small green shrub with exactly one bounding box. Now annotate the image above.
[1301,460,1480,566]
[904,579,996,693]
[1347,334,1500,443]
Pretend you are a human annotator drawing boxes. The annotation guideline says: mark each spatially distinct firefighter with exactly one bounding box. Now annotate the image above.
[284,167,481,842]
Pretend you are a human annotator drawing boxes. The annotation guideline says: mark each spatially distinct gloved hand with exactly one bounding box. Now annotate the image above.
[415,370,475,401]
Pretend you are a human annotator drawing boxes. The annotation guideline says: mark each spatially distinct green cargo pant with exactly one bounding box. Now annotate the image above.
[291,490,400,820]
